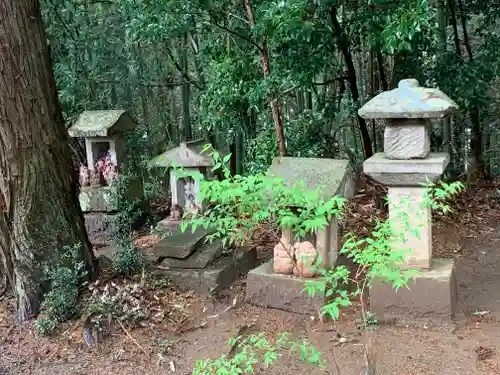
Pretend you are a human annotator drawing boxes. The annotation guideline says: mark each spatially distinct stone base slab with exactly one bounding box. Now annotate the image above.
[363,152,450,186]
[246,261,324,316]
[369,258,458,326]
[84,212,117,246]
[150,246,257,295]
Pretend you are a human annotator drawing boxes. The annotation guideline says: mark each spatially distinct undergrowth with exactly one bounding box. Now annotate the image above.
[178,145,464,374]
[35,244,86,335]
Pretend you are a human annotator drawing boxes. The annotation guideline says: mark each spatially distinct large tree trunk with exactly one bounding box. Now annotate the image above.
[0,0,98,321]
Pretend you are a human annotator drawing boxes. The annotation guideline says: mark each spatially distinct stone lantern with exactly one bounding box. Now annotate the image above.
[359,79,459,324]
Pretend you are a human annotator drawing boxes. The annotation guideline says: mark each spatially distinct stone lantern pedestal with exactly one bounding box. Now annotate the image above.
[359,79,459,325]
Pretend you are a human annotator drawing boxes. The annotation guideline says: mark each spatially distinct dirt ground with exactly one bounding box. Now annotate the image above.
[2,184,500,375]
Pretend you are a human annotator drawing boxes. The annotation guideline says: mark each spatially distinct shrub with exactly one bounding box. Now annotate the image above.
[35,244,86,335]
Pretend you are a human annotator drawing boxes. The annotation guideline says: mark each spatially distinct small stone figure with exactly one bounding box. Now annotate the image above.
[90,169,105,187]
[103,165,118,185]
[273,235,295,274]
[183,178,197,210]
[169,204,184,221]
[83,316,101,349]
[79,164,90,187]
[293,241,318,278]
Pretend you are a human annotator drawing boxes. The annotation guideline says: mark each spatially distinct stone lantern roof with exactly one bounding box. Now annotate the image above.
[149,140,214,168]
[358,79,459,119]
[68,110,136,138]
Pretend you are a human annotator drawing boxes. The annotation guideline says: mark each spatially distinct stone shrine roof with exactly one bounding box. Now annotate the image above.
[68,110,136,138]
[149,140,214,168]
[358,79,458,119]
[267,157,351,200]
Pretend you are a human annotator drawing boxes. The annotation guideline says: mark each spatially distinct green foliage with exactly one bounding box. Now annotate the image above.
[112,241,144,277]
[35,244,86,335]
[193,332,325,375]
[107,170,145,276]
[182,147,344,249]
[34,317,58,336]
[304,180,465,322]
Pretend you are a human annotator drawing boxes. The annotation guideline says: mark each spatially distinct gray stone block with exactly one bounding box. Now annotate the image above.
[363,152,450,186]
[369,258,458,326]
[245,261,324,316]
[151,246,257,295]
[84,212,117,245]
[152,227,213,259]
[161,240,223,269]
[384,121,430,159]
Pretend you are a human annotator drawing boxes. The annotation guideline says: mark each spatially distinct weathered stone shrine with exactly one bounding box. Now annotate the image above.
[68,110,143,244]
[360,78,459,324]
[150,140,214,229]
[149,141,256,294]
[246,157,356,315]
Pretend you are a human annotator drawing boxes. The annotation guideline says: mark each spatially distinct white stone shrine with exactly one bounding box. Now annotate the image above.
[149,140,214,224]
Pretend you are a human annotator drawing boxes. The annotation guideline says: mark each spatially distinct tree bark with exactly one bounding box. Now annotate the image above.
[0,0,98,320]
[244,0,287,156]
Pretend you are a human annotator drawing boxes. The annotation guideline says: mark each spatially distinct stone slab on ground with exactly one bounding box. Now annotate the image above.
[151,227,213,260]
[160,239,223,269]
[84,212,117,246]
[369,258,458,326]
[245,260,324,316]
[151,246,257,295]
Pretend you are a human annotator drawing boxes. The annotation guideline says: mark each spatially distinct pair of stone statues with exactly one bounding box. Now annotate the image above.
[273,236,318,278]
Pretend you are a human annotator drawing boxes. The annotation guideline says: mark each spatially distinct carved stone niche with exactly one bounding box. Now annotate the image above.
[150,140,216,224]
[68,109,143,213]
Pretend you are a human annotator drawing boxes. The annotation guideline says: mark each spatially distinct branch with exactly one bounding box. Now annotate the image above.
[165,45,202,90]
[205,18,264,53]
[88,78,196,88]
[312,76,348,86]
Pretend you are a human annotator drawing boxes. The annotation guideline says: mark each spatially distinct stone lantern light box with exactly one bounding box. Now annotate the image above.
[358,78,458,160]
[149,140,214,222]
[68,110,139,212]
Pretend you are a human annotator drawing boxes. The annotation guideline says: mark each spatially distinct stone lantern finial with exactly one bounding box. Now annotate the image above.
[358,79,458,160]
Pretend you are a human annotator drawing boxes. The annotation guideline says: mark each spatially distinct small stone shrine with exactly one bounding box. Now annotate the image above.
[359,78,459,324]
[148,141,257,294]
[68,110,143,245]
[149,140,214,229]
[246,157,356,315]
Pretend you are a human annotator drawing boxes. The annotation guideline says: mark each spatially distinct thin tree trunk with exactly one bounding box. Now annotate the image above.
[0,0,98,320]
[330,6,373,159]
[447,0,462,57]
[438,0,452,158]
[180,35,192,141]
[457,0,483,178]
[244,0,287,156]
[376,51,388,91]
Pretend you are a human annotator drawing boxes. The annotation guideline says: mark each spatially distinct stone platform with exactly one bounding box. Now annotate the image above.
[369,258,458,325]
[246,261,324,316]
[151,246,257,294]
